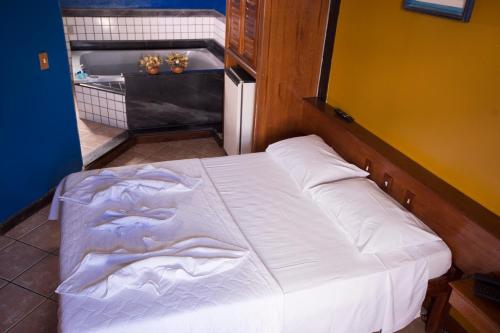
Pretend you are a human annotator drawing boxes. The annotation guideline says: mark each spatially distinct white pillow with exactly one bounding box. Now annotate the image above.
[309,178,441,254]
[266,135,369,190]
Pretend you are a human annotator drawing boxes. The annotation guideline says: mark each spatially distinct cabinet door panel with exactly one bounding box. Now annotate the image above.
[228,0,243,53]
[242,0,259,68]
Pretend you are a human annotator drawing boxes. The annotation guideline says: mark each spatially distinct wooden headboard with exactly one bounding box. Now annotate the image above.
[300,98,500,275]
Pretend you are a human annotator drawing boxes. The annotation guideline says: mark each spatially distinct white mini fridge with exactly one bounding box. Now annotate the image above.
[223,67,256,155]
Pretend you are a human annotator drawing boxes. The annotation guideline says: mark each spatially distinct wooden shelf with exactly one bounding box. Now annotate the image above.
[449,279,500,333]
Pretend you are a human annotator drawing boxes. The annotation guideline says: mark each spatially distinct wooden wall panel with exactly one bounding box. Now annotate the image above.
[301,98,500,275]
[252,0,330,151]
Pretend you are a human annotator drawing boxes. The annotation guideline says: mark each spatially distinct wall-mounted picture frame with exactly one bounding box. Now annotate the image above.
[403,0,475,22]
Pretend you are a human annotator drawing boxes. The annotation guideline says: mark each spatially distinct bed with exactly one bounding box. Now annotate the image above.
[51,134,453,333]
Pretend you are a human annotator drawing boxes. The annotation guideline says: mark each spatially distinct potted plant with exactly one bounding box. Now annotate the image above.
[139,55,163,75]
[166,53,189,74]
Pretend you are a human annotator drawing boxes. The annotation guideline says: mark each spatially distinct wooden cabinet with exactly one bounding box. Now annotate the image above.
[225,0,330,152]
[226,0,260,70]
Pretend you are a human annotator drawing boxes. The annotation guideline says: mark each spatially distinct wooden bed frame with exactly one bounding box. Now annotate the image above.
[299,98,500,333]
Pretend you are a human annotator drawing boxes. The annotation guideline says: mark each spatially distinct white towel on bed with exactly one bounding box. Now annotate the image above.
[60,165,201,206]
[57,237,248,299]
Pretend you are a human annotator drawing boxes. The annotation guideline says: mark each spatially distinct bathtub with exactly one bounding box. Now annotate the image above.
[72,44,224,132]
[72,48,223,81]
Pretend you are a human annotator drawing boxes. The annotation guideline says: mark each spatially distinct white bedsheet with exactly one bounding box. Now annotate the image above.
[54,159,282,333]
[203,153,451,333]
[54,153,451,333]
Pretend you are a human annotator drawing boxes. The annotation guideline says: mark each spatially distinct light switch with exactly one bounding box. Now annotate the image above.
[38,52,49,71]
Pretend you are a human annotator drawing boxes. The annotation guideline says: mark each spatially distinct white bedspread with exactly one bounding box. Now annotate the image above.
[54,159,282,333]
[53,154,451,333]
[203,153,451,333]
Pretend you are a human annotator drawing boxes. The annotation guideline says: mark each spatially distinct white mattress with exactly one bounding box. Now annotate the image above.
[54,153,451,333]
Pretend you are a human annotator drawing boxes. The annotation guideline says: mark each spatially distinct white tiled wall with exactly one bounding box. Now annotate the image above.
[75,85,128,129]
[63,15,225,45]
[213,17,225,47]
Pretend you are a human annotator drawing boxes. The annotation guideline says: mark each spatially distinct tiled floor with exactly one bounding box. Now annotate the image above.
[0,138,426,332]
[76,117,125,159]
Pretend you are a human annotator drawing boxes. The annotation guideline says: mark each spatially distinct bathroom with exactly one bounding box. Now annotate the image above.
[61,0,226,165]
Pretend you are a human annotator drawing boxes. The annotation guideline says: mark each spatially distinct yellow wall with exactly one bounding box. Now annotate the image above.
[327,0,500,215]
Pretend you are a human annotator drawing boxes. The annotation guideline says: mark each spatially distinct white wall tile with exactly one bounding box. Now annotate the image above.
[83,94,92,104]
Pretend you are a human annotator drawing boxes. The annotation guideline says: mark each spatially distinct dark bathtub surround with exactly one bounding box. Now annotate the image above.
[71,39,224,62]
[125,70,223,132]
[71,40,224,131]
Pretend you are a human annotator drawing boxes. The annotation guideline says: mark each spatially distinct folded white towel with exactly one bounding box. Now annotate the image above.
[56,237,248,299]
[92,207,177,230]
[60,165,201,206]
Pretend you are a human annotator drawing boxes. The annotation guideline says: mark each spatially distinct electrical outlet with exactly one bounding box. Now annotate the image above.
[403,191,415,210]
[364,159,372,173]
[382,173,393,193]
[38,52,49,71]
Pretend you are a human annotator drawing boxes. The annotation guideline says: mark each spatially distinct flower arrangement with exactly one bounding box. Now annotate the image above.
[139,55,163,75]
[166,53,189,73]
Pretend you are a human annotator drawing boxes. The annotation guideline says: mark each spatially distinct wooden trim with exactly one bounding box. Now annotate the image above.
[133,129,215,144]
[225,48,257,78]
[318,0,341,101]
[301,98,500,275]
[0,189,55,235]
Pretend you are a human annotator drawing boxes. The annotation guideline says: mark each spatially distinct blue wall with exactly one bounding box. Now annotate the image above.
[0,0,83,223]
[61,0,226,14]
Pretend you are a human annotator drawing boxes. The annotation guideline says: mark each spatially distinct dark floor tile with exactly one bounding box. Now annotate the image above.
[106,150,147,167]
[7,299,58,333]
[14,255,59,297]
[21,221,60,255]
[49,291,59,303]
[0,235,15,251]
[0,283,45,332]
[5,206,50,240]
[0,242,47,281]
[128,142,166,157]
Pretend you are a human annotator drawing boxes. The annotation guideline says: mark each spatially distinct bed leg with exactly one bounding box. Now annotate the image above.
[425,292,451,333]
[424,266,462,333]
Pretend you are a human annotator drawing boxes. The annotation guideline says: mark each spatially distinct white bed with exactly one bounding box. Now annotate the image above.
[52,152,451,333]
